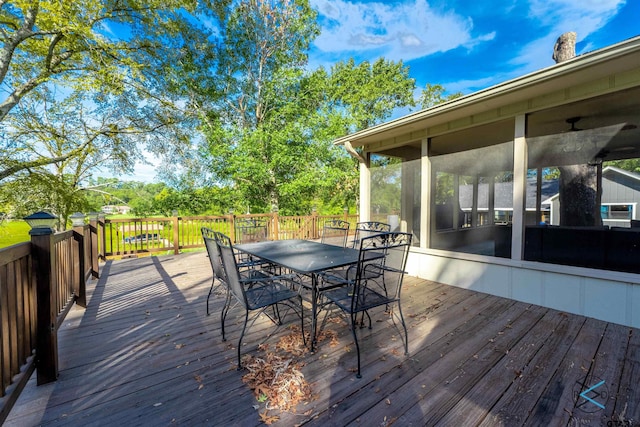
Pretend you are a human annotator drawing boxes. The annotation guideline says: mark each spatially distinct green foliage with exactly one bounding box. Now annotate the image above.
[172,1,417,215]
[0,0,457,220]
[328,58,416,131]
[605,159,640,173]
[152,186,228,216]
[370,155,403,214]
[418,83,463,109]
[0,0,219,224]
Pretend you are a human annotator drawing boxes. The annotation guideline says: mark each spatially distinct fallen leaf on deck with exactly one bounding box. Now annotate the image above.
[259,410,279,425]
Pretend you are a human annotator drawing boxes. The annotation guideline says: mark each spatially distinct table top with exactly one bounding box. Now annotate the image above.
[235,239,381,274]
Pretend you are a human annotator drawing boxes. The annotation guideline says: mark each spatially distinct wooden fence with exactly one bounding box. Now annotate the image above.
[0,223,98,423]
[101,212,359,259]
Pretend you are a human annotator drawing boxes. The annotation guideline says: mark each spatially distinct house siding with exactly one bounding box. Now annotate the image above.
[406,250,640,328]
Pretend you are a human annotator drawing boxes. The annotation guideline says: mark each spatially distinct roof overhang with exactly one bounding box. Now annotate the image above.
[334,35,640,151]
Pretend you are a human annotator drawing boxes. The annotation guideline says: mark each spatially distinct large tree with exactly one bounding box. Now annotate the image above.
[0,0,221,182]
[182,0,417,215]
[552,32,601,226]
[0,0,228,225]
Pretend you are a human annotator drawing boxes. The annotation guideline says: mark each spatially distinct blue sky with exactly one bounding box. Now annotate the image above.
[308,0,639,95]
[127,0,639,182]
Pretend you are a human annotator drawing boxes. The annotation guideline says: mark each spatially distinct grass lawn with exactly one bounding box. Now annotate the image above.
[0,220,31,249]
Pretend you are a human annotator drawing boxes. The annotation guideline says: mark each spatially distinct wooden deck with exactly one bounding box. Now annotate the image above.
[6,251,640,426]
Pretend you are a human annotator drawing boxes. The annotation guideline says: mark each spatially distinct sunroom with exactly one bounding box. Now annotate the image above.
[335,35,640,328]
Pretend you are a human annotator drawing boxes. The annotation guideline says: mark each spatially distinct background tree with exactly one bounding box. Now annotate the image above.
[0,0,224,224]
[1,88,151,227]
[0,1,202,178]
[175,1,417,215]
[552,32,601,226]
[418,83,463,109]
[328,58,416,130]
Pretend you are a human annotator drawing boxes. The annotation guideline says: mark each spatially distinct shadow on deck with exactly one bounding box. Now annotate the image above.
[6,252,640,426]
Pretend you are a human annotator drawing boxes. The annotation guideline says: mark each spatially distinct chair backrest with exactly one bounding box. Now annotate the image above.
[213,232,248,308]
[354,232,412,306]
[201,227,225,281]
[234,217,268,243]
[321,219,350,246]
[352,221,391,248]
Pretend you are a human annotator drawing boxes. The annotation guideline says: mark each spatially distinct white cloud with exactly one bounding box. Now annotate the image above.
[510,0,626,72]
[310,0,494,62]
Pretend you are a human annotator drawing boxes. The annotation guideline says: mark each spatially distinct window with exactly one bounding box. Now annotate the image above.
[601,204,635,220]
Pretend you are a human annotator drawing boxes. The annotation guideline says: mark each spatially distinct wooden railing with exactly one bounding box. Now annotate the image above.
[101,212,359,258]
[0,242,35,422]
[0,223,97,423]
[0,211,364,420]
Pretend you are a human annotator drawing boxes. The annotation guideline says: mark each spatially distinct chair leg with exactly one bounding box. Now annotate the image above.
[237,311,250,371]
[273,304,283,324]
[350,313,362,379]
[221,289,232,341]
[206,278,215,316]
[299,297,306,347]
[397,303,409,356]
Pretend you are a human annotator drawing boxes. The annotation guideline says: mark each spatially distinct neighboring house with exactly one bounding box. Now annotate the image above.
[458,177,559,226]
[547,166,640,227]
[334,36,640,328]
[101,205,131,215]
[456,166,640,228]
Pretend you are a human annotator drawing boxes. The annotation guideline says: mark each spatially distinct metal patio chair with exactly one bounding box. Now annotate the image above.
[233,217,274,270]
[320,219,350,247]
[234,217,269,243]
[215,232,304,369]
[202,227,227,316]
[319,232,412,378]
[351,221,391,248]
[202,228,273,315]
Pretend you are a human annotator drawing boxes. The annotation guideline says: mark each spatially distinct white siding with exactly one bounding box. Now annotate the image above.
[406,249,640,328]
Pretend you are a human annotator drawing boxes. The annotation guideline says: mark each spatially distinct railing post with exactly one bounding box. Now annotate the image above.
[229,214,236,242]
[98,214,106,261]
[173,216,180,255]
[271,209,279,240]
[73,225,87,308]
[312,209,319,240]
[89,215,99,278]
[30,227,58,385]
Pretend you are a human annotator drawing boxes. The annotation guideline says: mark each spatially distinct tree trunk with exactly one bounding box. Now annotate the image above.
[558,164,599,226]
[552,32,577,63]
[553,32,601,226]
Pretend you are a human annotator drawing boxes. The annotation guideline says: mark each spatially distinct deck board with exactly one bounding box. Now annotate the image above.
[5,251,640,426]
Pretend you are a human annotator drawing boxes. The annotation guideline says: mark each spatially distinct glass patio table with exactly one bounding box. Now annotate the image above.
[235,239,384,350]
